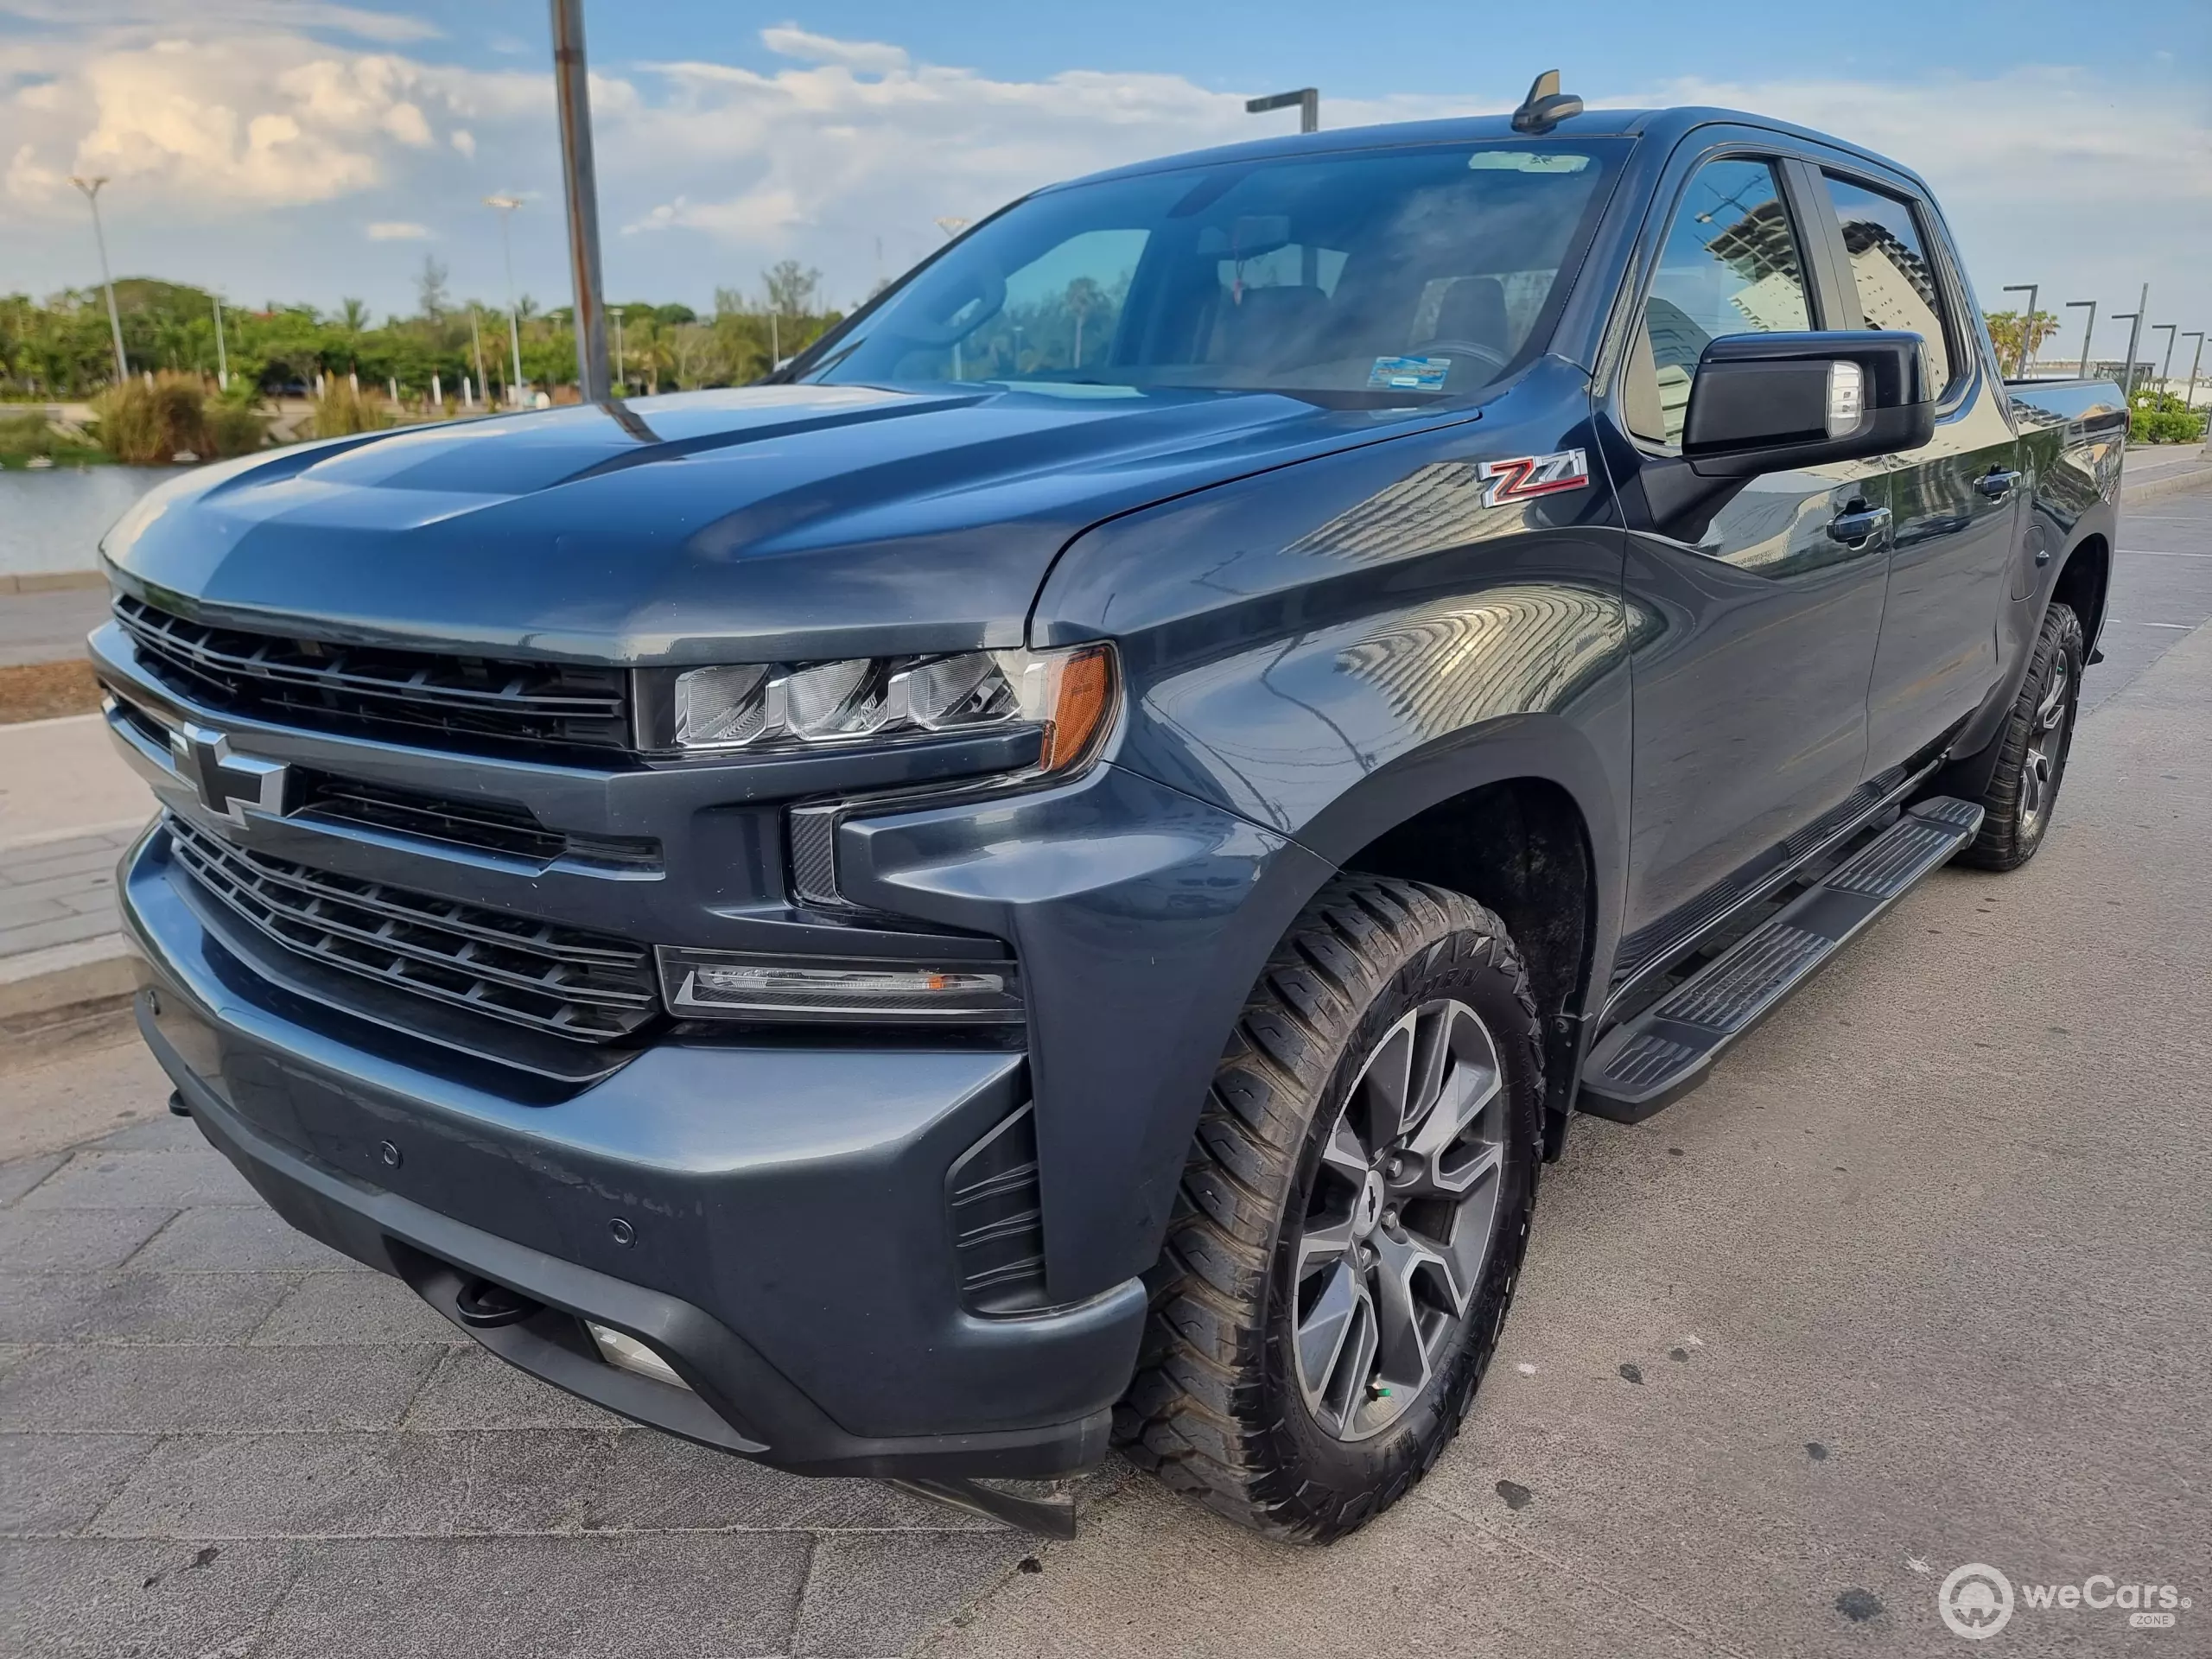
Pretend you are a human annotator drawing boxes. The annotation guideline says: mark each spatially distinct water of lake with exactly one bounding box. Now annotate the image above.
[0,467,172,578]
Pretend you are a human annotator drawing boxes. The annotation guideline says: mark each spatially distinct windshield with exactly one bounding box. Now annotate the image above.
[800,138,1628,404]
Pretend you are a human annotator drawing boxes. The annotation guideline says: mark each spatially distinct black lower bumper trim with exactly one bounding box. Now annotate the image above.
[158,1002,1114,1482]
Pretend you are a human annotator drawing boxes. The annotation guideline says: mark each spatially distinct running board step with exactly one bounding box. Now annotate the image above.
[1580,798,1983,1122]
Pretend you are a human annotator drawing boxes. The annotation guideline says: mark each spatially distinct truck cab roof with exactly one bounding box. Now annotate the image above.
[1056,105,1931,201]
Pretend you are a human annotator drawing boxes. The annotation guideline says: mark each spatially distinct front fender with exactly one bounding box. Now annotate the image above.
[836,761,1338,1306]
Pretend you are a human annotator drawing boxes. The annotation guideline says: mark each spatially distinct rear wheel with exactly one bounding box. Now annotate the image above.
[1115,875,1542,1541]
[1961,601,2082,871]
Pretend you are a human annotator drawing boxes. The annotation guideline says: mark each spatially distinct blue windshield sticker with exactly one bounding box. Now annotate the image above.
[1368,355,1451,391]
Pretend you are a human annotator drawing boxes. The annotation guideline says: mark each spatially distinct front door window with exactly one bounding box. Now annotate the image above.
[1626,159,1813,445]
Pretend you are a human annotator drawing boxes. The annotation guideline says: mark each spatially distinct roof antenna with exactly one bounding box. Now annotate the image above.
[1511,69,1583,134]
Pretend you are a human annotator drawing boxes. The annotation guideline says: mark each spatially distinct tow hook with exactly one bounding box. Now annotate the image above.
[454,1277,542,1329]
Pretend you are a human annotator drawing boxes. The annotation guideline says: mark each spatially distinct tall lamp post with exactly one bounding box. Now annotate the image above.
[2000,283,2038,378]
[1245,88,1319,132]
[550,0,609,402]
[2110,303,2143,404]
[2180,332,2204,419]
[486,195,527,404]
[2064,299,2096,379]
[68,175,129,385]
[2151,322,2177,395]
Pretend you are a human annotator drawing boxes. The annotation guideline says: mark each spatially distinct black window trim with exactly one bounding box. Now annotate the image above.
[1600,136,1841,458]
[1804,160,1975,416]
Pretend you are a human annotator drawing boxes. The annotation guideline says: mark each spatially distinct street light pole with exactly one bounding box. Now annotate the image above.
[211,293,228,391]
[68,175,129,385]
[2110,306,2142,405]
[486,195,527,404]
[1245,88,1319,132]
[2181,332,2204,419]
[469,306,488,408]
[2064,299,2096,379]
[2151,322,2177,394]
[2000,284,2038,378]
[2120,283,2148,402]
[550,0,609,402]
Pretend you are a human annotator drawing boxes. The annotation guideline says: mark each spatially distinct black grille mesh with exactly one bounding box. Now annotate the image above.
[166,815,658,1043]
[115,594,629,754]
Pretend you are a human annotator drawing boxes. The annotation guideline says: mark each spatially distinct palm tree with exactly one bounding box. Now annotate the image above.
[337,297,370,335]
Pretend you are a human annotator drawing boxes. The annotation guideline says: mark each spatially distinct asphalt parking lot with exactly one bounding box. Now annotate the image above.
[3,480,2209,1657]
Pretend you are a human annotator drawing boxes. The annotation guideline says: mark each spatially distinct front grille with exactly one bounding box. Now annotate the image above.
[115,594,630,755]
[296,776,659,872]
[165,815,658,1043]
[298,777,567,862]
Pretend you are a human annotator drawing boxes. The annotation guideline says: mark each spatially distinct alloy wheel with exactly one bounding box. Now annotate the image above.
[2020,652,2073,836]
[1291,998,1508,1441]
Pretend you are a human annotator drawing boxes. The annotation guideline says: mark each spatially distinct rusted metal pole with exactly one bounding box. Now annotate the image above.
[550,0,609,401]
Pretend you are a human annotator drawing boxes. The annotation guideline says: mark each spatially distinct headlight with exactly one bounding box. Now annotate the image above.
[665,643,1116,772]
[658,946,1024,1023]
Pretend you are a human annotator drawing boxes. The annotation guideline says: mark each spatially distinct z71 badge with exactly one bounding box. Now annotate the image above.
[1476,448,1590,509]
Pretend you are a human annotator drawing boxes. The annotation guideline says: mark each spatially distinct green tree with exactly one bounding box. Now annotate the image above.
[1985,308,2062,372]
[762,260,822,319]
[415,255,450,321]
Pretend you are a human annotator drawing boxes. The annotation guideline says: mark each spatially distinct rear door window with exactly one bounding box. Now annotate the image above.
[1821,175,1955,396]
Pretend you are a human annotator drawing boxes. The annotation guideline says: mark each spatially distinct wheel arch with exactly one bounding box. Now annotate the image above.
[2051,531,2111,656]
[1291,720,1621,1160]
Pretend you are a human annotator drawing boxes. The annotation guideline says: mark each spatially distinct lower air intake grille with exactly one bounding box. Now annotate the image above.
[946,1104,1048,1316]
[165,815,658,1043]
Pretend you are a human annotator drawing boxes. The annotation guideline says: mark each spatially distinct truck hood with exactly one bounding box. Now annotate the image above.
[102,383,1457,664]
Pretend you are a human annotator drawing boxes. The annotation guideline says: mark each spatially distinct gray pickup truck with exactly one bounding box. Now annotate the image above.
[92,79,2125,1538]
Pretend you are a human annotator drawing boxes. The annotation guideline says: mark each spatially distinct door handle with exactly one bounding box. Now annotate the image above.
[1977,468,2022,499]
[1827,504,1892,546]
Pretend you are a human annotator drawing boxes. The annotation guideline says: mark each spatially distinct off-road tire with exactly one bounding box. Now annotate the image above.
[1113,874,1543,1542]
[1959,601,2083,871]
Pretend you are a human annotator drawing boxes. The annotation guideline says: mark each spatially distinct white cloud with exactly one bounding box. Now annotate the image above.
[365,219,429,239]
[759,26,910,76]
[0,19,2202,329]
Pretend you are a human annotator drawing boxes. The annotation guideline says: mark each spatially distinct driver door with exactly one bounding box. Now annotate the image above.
[1604,150,1892,951]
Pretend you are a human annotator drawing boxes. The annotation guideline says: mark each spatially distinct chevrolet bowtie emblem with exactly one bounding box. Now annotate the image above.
[170,722,292,826]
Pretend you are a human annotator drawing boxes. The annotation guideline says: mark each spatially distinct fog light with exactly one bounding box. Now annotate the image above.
[658,946,1023,1023]
[586,1320,690,1390]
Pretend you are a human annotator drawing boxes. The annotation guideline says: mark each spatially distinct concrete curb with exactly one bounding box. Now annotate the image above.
[0,569,105,594]
[0,933,137,1024]
[2123,462,2212,507]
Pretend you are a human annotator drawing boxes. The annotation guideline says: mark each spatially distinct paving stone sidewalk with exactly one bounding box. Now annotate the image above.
[0,824,140,962]
[0,1105,1071,1657]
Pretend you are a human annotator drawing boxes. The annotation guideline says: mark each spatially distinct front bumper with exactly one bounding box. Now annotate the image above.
[122,823,1140,1479]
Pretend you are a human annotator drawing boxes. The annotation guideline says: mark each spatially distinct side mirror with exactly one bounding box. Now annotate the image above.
[1682,331,1934,476]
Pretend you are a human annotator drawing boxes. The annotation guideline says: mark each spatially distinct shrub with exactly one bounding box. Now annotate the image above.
[92,373,210,464]
[310,382,394,438]
[2128,388,2207,446]
[0,410,54,460]
[203,401,269,459]
[0,411,106,468]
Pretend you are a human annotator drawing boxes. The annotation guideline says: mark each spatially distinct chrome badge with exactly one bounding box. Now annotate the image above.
[170,722,293,826]
[1476,448,1590,510]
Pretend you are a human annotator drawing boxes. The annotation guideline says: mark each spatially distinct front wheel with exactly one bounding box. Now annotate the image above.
[1960,601,2083,871]
[1115,875,1543,1541]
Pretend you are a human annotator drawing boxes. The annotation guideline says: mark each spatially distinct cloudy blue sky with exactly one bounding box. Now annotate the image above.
[3,0,2207,353]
